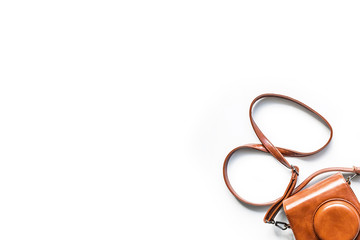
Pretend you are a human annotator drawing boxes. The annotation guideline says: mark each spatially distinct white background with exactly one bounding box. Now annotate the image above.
[1,1,360,239]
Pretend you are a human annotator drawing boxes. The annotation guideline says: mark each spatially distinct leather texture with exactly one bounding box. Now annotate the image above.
[283,173,360,240]
[314,200,359,240]
[223,93,360,238]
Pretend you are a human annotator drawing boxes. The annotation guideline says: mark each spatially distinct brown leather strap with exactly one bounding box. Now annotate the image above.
[293,166,360,194]
[223,93,360,223]
[264,167,298,223]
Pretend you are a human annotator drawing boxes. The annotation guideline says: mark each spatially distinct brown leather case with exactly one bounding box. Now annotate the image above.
[283,173,360,240]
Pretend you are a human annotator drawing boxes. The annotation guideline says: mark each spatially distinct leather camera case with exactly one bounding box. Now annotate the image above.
[283,173,360,240]
[223,94,360,240]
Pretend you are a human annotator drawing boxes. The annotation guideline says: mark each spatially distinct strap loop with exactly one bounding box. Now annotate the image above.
[223,93,333,206]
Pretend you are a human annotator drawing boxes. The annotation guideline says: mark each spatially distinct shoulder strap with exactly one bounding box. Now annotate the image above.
[223,93,360,224]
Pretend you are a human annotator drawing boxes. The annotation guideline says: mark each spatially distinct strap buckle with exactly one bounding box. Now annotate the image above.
[347,173,359,184]
[266,220,291,230]
[291,165,299,176]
